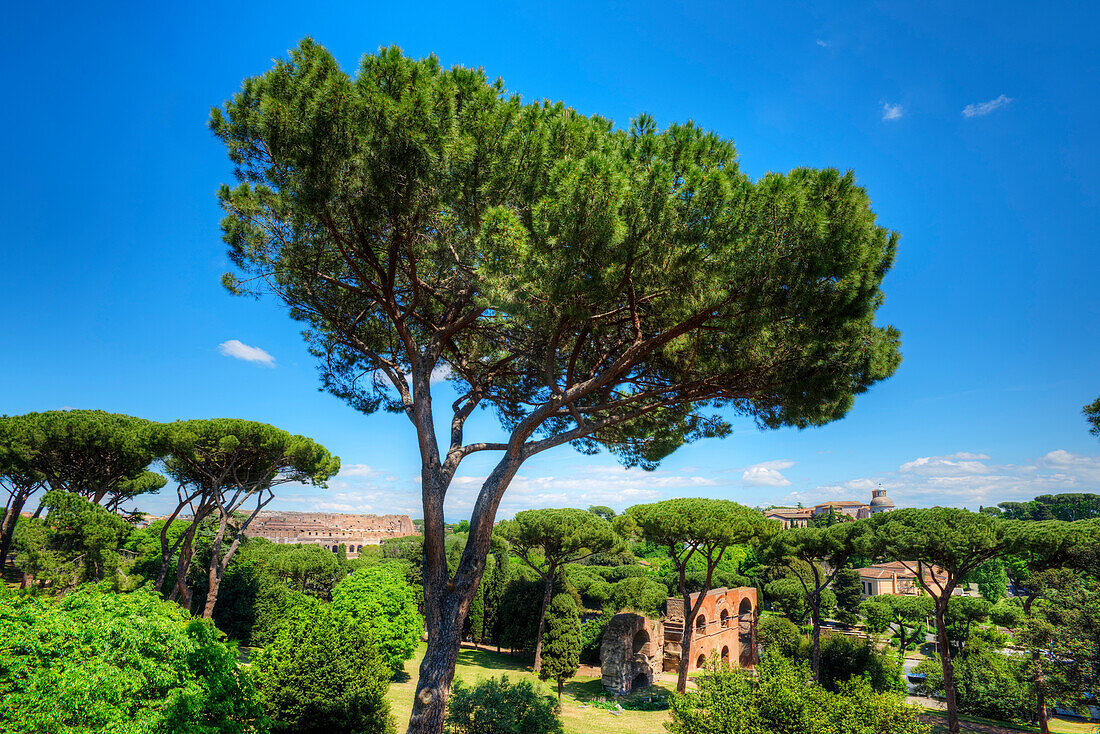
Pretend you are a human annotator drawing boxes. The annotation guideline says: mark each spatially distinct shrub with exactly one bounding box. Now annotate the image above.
[817,633,905,694]
[252,605,394,734]
[914,645,1028,723]
[579,610,612,664]
[331,564,423,673]
[756,614,804,658]
[0,586,265,734]
[608,576,667,614]
[667,653,927,734]
[444,676,563,734]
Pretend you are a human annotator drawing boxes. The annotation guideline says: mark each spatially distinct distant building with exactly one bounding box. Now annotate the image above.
[869,486,895,515]
[764,507,813,529]
[813,500,871,520]
[857,561,948,597]
[243,511,417,558]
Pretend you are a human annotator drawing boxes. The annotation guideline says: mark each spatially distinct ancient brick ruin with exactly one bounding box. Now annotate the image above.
[600,586,757,694]
[243,511,416,558]
[600,613,663,694]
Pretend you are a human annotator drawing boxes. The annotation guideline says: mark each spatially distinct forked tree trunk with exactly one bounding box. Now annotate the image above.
[405,452,522,734]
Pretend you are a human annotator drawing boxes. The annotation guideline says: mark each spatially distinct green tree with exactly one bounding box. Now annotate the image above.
[0,586,265,733]
[872,595,935,660]
[0,415,44,570]
[482,547,511,651]
[13,490,134,591]
[914,633,1029,724]
[607,575,667,614]
[666,652,927,734]
[762,523,862,680]
[444,677,563,734]
[21,410,166,510]
[966,558,1008,602]
[832,567,863,626]
[1084,394,1100,437]
[159,419,339,615]
[944,596,991,657]
[499,508,618,670]
[332,564,424,674]
[625,499,778,692]
[588,506,616,521]
[863,508,1023,734]
[213,41,901,733]
[756,614,804,658]
[538,593,581,702]
[252,605,395,734]
[860,599,894,642]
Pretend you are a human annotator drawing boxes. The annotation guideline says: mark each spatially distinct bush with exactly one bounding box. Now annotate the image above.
[756,614,804,658]
[667,653,927,734]
[331,564,423,673]
[0,586,265,733]
[608,576,667,614]
[817,633,905,694]
[579,610,612,664]
[914,645,1028,723]
[444,676,563,734]
[252,605,394,734]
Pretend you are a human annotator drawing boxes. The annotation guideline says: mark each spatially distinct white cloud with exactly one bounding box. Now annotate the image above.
[882,103,904,121]
[338,464,375,478]
[218,339,275,367]
[899,451,992,476]
[816,40,828,47]
[742,460,795,487]
[962,94,1013,118]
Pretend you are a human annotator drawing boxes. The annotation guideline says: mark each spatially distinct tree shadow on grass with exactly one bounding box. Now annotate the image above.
[455,647,531,674]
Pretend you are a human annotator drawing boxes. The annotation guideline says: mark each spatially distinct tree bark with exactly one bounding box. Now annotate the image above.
[533,568,555,672]
[0,490,30,570]
[934,597,961,734]
[1035,651,1049,734]
[202,509,230,618]
[676,610,695,694]
[811,596,822,681]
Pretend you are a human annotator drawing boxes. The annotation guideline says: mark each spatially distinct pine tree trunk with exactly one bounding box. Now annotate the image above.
[533,572,554,672]
[677,608,695,693]
[0,491,29,570]
[934,599,961,734]
[202,510,230,618]
[406,582,470,733]
[811,597,822,681]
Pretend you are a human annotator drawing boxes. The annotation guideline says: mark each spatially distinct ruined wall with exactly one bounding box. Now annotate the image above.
[600,613,662,695]
[662,587,757,673]
[243,512,417,557]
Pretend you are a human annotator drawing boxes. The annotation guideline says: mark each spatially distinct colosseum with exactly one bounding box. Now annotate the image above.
[243,512,417,558]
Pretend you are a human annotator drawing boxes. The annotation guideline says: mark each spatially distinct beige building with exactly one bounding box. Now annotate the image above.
[764,508,813,529]
[857,561,948,597]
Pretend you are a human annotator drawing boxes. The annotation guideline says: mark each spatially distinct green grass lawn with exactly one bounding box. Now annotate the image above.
[388,644,672,734]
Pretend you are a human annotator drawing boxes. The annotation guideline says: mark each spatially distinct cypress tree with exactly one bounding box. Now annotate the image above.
[539,593,581,703]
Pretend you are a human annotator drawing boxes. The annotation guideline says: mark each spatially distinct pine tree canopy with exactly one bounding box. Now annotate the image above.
[212,39,902,472]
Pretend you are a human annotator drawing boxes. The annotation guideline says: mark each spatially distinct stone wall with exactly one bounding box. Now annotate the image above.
[600,613,662,695]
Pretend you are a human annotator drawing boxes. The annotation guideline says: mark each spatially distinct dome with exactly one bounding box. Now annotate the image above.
[869,490,894,508]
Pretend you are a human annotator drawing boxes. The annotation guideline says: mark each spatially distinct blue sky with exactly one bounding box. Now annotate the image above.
[2,1,1098,519]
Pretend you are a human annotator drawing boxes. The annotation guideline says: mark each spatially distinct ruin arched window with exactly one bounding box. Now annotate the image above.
[696,654,706,669]
[721,645,729,663]
[738,597,754,660]
[720,609,730,628]
[632,629,650,656]
[695,614,706,633]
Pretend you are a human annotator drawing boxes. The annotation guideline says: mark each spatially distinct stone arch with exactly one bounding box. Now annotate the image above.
[721,645,730,663]
[696,653,706,669]
[632,629,650,656]
[695,614,706,633]
[631,671,649,691]
[720,608,730,628]
[738,597,754,664]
